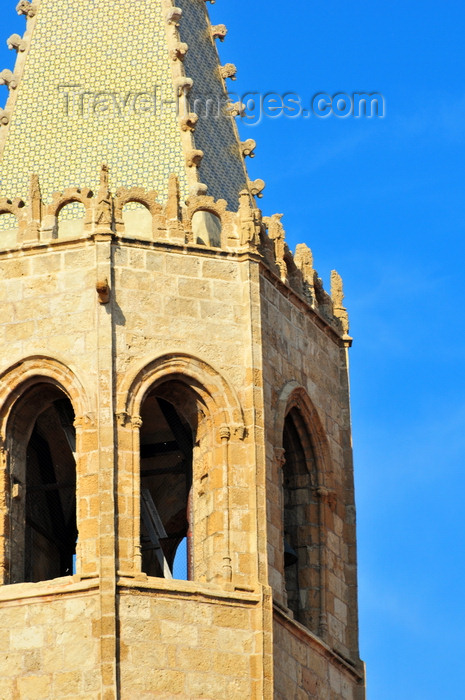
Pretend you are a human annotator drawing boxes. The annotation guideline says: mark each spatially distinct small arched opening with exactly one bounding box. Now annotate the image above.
[8,383,77,584]
[192,210,222,247]
[57,201,86,238]
[122,202,152,239]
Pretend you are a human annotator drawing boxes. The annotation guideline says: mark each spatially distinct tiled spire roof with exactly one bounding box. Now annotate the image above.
[0,0,250,216]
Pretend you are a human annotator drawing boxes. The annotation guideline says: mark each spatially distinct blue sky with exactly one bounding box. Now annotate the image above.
[213,2,465,697]
[210,2,464,698]
[1,1,464,697]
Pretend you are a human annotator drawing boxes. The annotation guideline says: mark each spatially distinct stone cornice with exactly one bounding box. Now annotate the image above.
[273,603,365,682]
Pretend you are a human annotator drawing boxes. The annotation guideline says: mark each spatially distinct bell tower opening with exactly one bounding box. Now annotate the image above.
[8,385,77,584]
[0,0,366,693]
[139,392,193,580]
[282,407,320,633]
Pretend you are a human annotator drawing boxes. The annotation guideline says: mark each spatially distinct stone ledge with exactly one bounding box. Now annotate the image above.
[118,574,262,606]
[0,234,94,258]
[273,603,364,682]
[260,264,349,346]
[115,235,261,262]
[0,230,259,261]
[0,575,99,605]
[0,229,347,342]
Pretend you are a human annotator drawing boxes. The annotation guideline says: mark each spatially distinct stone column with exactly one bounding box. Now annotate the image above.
[94,233,118,700]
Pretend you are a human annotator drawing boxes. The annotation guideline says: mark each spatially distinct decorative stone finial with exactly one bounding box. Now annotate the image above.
[220,64,237,81]
[266,214,284,241]
[166,173,180,221]
[330,270,344,307]
[167,7,182,25]
[313,272,332,318]
[100,163,109,189]
[180,113,198,132]
[239,189,260,248]
[249,179,265,198]
[241,139,256,158]
[16,0,37,18]
[294,243,315,304]
[211,25,228,41]
[22,173,42,242]
[294,243,313,270]
[186,149,204,168]
[166,174,185,242]
[0,69,17,90]
[29,173,42,224]
[94,164,113,230]
[265,214,287,281]
[0,109,10,126]
[171,42,189,62]
[7,34,26,52]
[331,270,350,336]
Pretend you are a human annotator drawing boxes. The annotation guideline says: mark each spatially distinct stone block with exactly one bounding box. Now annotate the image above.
[178,277,212,299]
[17,675,52,699]
[53,671,82,696]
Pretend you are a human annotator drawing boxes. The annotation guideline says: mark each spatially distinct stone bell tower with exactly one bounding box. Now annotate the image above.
[0,1,365,698]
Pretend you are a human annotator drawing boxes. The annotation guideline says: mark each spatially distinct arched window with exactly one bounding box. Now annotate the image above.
[122,202,152,239]
[282,407,320,633]
[57,201,86,238]
[8,384,77,584]
[120,354,243,583]
[139,386,195,579]
[192,210,222,247]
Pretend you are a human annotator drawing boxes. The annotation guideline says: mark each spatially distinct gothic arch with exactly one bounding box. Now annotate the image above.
[183,195,228,227]
[183,196,232,248]
[114,186,163,239]
[274,381,332,489]
[114,186,162,220]
[116,353,245,582]
[273,381,333,636]
[42,188,93,238]
[0,197,26,219]
[118,353,245,433]
[47,188,93,219]
[0,356,91,585]
[0,355,92,439]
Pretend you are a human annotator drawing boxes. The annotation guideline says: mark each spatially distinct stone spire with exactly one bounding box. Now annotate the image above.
[0,0,249,218]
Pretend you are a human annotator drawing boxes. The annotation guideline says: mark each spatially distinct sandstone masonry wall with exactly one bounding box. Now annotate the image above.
[0,200,363,697]
[0,580,99,700]
[273,613,364,700]
[259,269,362,693]
[118,581,263,699]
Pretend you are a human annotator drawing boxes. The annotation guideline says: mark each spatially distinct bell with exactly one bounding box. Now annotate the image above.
[284,539,298,568]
